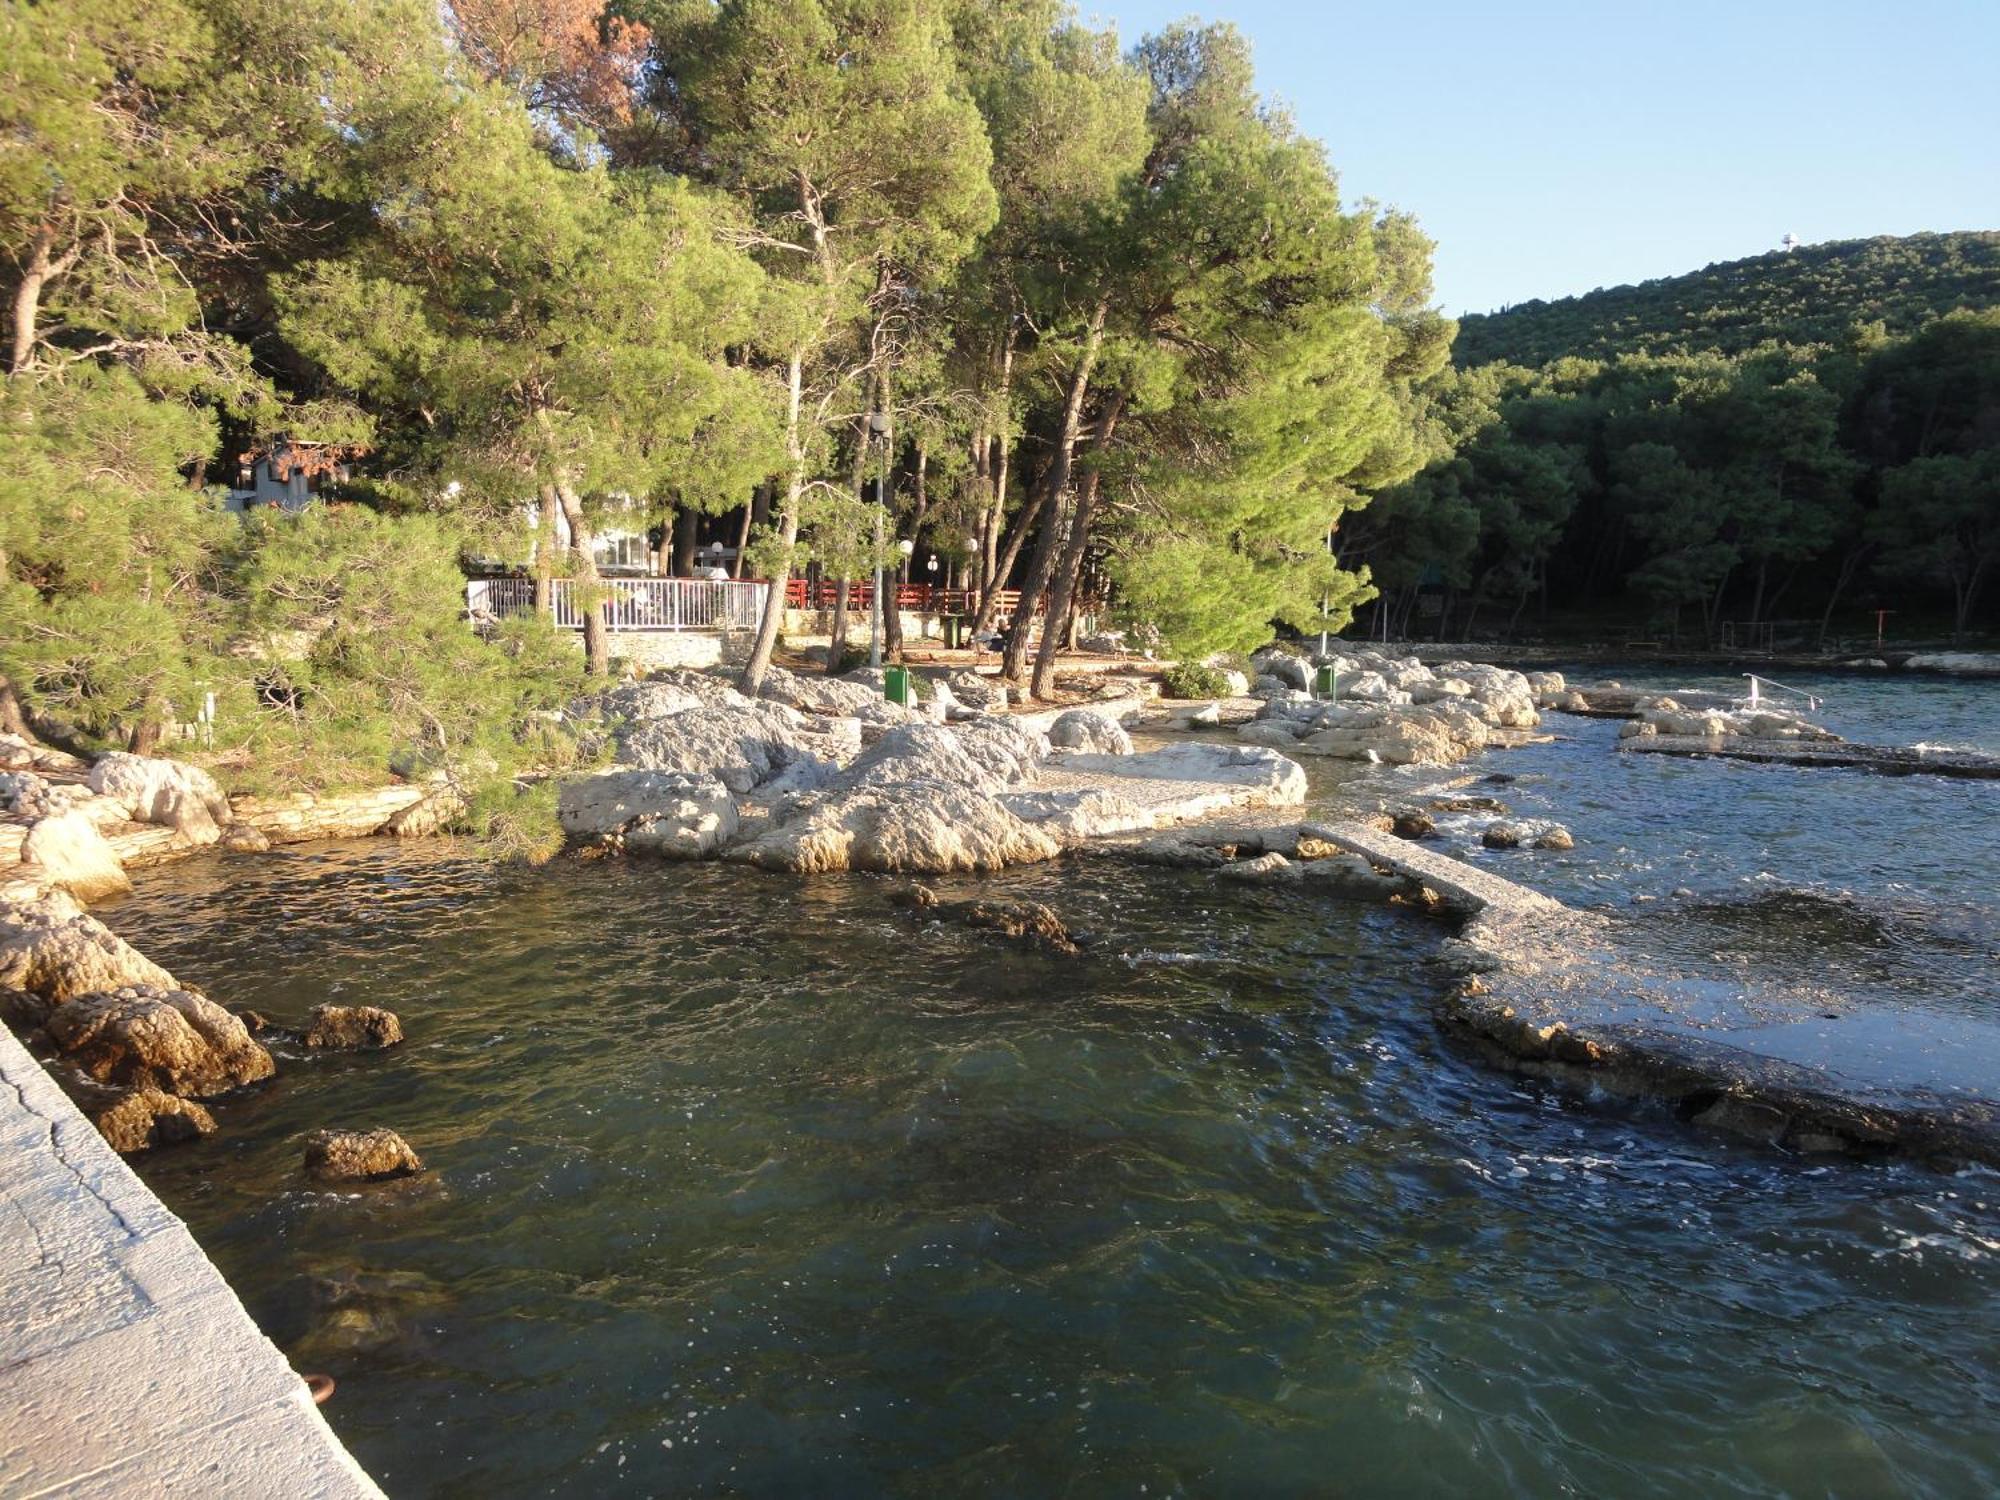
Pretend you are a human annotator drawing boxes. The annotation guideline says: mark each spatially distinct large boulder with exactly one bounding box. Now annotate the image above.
[304,1004,404,1051]
[94,1088,217,1154]
[558,770,738,857]
[87,753,230,842]
[20,810,131,901]
[613,703,843,793]
[723,716,1058,874]
[758,664,923,724]
[46,984,275,1097]
[1046,709,1133,756]
[844,719,1045,794]
[0,733,87,774]
[1298,714,1459,767]
[1237,720,1304,748]
[728,777,1062,874]
[944,670,1010,711]
[0,890,179,1004]
[304,1128,423,1183]
[1251,651,1311,692]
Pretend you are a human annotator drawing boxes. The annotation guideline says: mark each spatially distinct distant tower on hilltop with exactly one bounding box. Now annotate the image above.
[1781,232,1801,253]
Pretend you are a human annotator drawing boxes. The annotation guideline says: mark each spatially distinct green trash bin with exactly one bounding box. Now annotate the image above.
[1313,664,1340,701]
[941,614,965,650]
[884,664,915,706]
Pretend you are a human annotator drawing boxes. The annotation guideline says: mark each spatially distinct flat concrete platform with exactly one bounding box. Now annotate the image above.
[0,1026,383,1498]
[1154,815,2000,1167]
[1622,734,2000,779]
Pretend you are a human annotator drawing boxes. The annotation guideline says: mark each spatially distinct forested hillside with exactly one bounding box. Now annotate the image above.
[1342,232,2000,647]
[1454,231,2000,367]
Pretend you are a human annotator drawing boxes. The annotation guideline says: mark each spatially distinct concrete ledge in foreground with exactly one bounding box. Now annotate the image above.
[0,1025,383,1498]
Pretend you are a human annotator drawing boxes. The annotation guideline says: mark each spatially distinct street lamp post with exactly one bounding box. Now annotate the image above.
[866,412,891,669]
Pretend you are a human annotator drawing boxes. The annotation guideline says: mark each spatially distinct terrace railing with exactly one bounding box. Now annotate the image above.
[468,576,770,632]
[782,580,1031,616]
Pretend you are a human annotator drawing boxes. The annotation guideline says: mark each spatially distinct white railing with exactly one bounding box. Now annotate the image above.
[1742,673,1823,712]
[467,576,770,632]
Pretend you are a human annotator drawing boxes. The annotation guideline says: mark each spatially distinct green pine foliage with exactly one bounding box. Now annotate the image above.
[1456,232,2000,367]
[1354,234,2000,645]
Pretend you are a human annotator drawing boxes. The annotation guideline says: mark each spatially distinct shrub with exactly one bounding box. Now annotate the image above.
[1162,661,1231,699]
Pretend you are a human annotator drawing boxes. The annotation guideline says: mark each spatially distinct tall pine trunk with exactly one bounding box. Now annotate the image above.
[1001,303,1108,683]
[740,351,806,696]
[533,486,557,612]
[969,481,1045,641]
[827,577,850,673]
[983,324,1017,596]
[553,481,609,676]
[1031,393,1126,698]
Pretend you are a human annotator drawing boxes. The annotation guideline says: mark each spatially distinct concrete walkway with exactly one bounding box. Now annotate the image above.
[0,1025,382,1498]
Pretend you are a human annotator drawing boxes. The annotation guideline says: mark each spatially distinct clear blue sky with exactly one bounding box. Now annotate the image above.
[1086,0,1999,315]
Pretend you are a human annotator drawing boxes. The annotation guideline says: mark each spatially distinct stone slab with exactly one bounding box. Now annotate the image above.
[0,1025,382,1498]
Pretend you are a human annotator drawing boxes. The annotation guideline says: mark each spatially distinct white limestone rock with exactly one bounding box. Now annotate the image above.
[1906,652,2000,675]
[1237,720,1305,748]
[558,770,738,857]
[1047,709,1133,755]
[1218,850,1299,883]
[1001,787,1152,843]
[87,753,230,842]
[1290,702,1490,766]
[1059,742,1309,805]
[614,703,844,793]
[0,732,88,774]
[0,890,180,1005]
[944,670,1011,710]
[20,810,131,901]
[1251,651,1311,692]
[587,672,752,722]
[728,778,1061,875]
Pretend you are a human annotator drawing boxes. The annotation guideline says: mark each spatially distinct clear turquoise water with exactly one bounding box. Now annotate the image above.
[107,816,2000,1498]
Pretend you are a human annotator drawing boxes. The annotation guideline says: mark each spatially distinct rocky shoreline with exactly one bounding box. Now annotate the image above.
[4,645,1995,1177]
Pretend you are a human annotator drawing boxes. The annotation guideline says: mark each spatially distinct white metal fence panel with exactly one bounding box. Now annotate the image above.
[467,577,770,632]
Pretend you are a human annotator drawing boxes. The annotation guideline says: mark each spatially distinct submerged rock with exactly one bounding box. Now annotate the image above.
[304,1127,424,1183]
[304,1004,404,1051]
[46,984,275,1097]
[1391,811,1435,840]
[0,890,180,1004]
[219,823,272,853]
[951,899,1081,954]
[94,1087,217,1154]
[1219,850,1299,883]
[1298,851,1408,901]
[1236,720,1303,748]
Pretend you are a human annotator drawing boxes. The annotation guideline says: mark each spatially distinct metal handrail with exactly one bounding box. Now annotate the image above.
[467,576,770,632]
[1742,673,1822,712]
